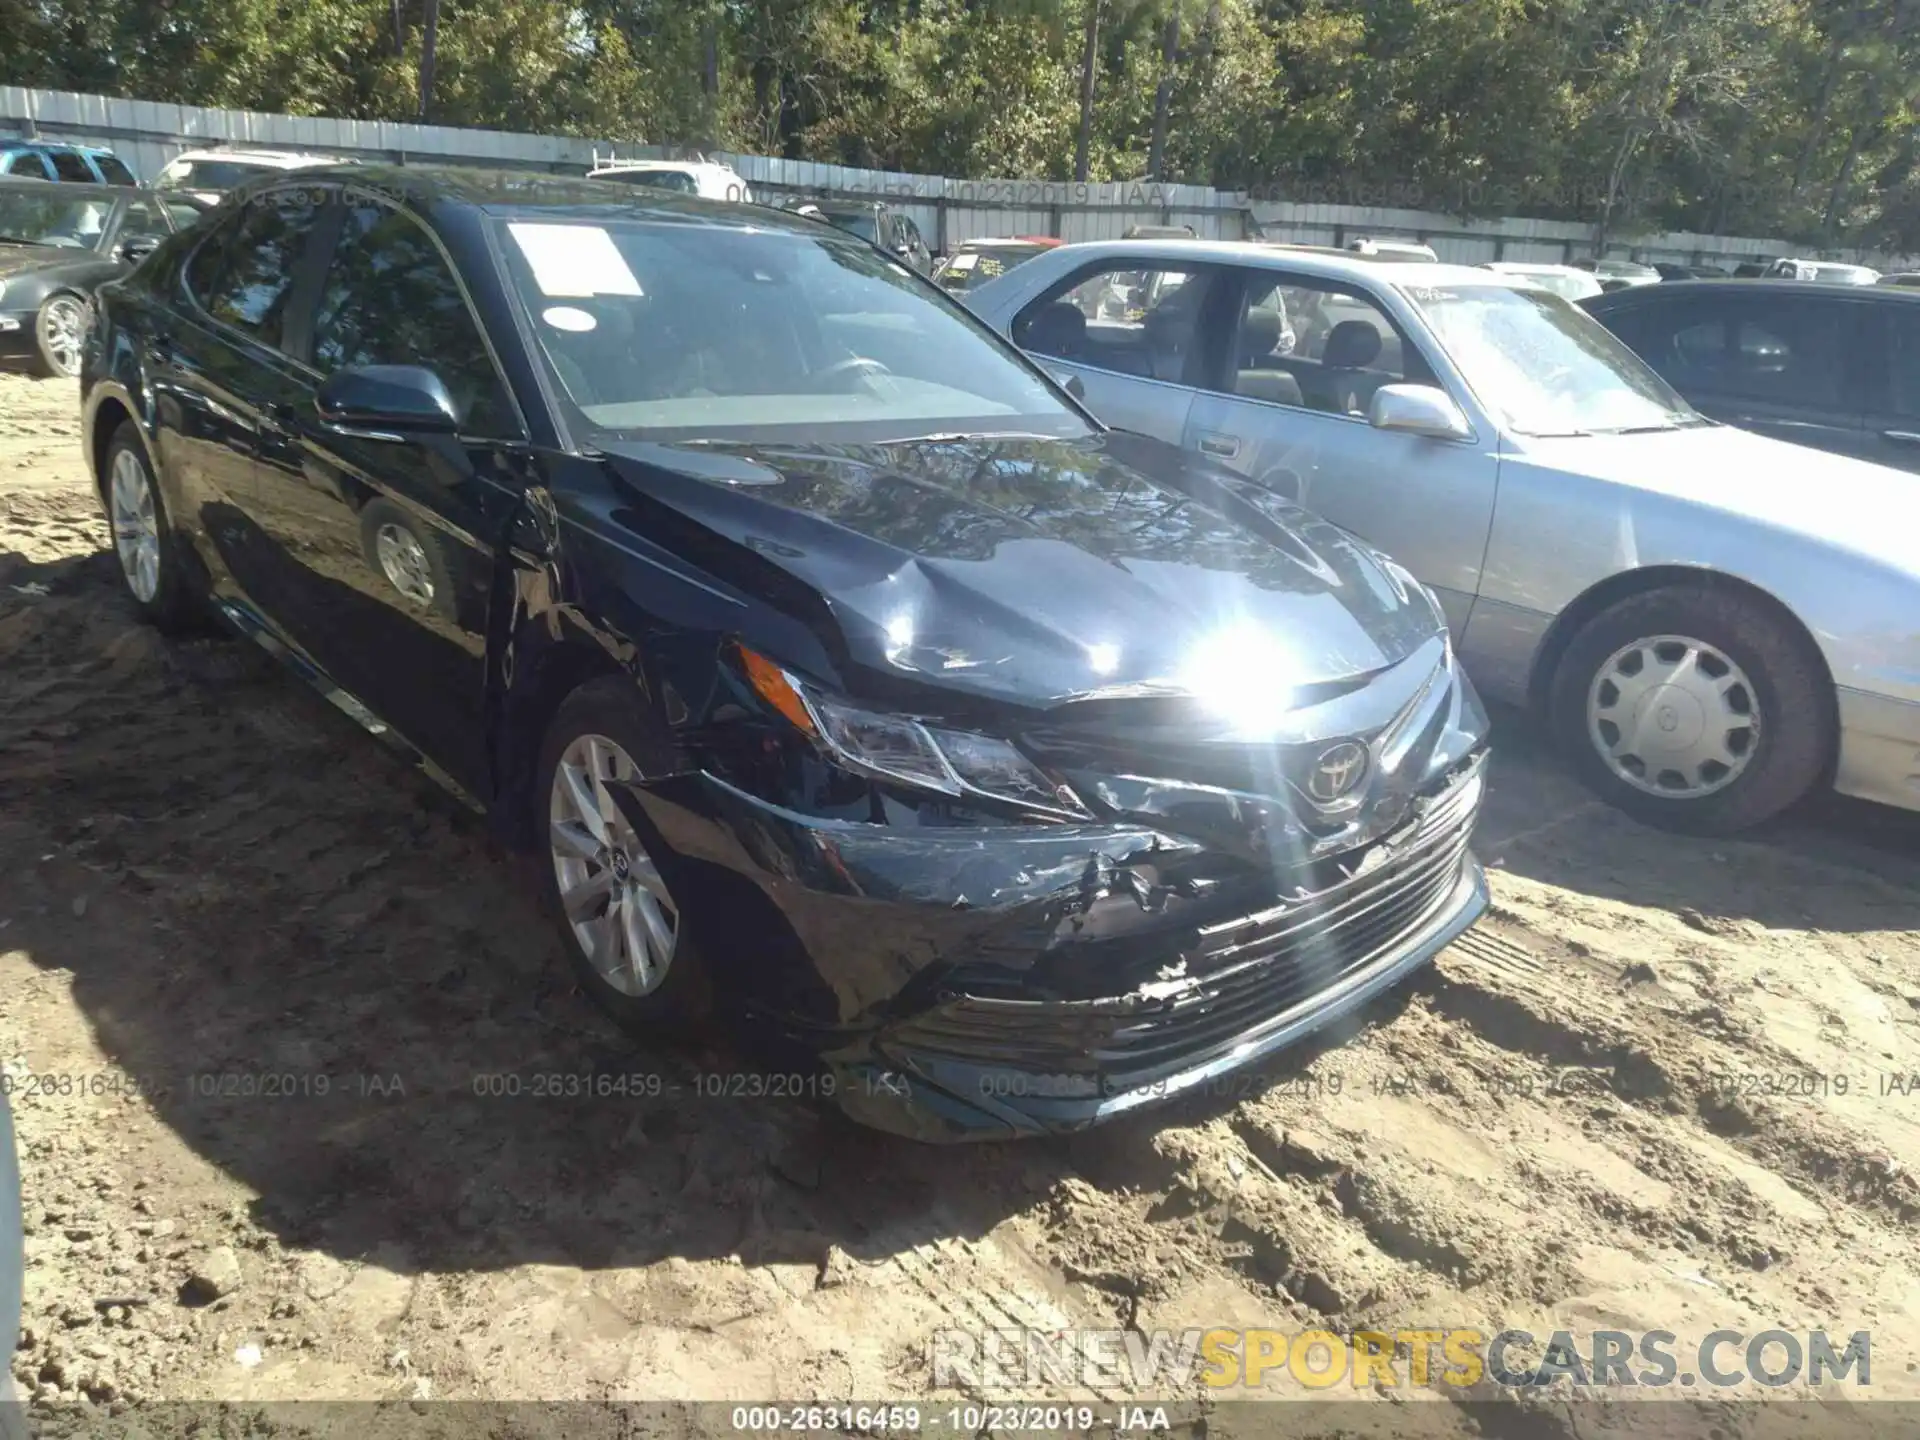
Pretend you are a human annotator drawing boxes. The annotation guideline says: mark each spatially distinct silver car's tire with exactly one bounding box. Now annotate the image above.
[102,423,203,632]
[1549,586,1830,835]
[534,677,711,1034]
[32,292,88,378]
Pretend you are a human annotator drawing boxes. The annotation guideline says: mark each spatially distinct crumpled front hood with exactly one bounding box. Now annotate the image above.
[598,429,1441,707]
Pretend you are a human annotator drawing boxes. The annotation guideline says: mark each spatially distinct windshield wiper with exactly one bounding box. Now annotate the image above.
[1595,414,1712,435]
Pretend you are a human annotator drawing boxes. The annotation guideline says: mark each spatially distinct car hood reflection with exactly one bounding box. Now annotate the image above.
[598,430,1441,705]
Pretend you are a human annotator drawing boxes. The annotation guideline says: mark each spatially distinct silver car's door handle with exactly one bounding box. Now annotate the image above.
[1882,429,1920,445]
[1197,433,1241,459]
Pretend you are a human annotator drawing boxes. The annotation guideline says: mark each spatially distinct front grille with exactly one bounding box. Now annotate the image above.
[888,758,1483,1085]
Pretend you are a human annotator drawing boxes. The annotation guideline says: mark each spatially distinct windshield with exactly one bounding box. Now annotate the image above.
[1405,282,1700,436]
[497,217,1088,442]
[155,158,283,192]
[934,244,1044,291]
[0,190,114,249]
[815,210,879,244]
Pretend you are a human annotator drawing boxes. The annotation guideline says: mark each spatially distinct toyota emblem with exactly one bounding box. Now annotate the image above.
[1307,741,1368,802]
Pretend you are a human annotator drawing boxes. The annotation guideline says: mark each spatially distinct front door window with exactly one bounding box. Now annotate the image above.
[1013,262,1214,384]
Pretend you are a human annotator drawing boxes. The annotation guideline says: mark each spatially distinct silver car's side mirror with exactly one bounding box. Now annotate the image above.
[1369,384,1472,440]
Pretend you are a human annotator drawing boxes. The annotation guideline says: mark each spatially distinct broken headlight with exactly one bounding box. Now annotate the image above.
[737,645,1091,820]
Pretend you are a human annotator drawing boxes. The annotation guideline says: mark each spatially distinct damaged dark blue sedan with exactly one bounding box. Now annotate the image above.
[79,167,1490,1140]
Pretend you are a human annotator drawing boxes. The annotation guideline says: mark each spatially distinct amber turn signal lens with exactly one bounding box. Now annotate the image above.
[735,643,818,736]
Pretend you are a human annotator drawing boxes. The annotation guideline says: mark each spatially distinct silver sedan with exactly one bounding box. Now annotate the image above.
[965,239,1920,834]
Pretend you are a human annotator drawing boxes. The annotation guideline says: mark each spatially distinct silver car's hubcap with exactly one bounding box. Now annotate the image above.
[1587,634,1760,798]
[374,521,435,605]
[42,296,87,376]
[549,733,678,997]
[108,449,162,604]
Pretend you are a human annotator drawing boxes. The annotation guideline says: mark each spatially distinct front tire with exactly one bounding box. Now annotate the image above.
[1548,586,1831,835]
[102,423,202,632]
[32,292,88,378]
[534,677,711,1036]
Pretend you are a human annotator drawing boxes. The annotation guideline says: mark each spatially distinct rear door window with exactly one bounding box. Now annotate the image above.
[49,150,95,182]
[1657,296,1848,408]
[93,154,137,186]
[1014,261,1217,383]
[198,192,326,352]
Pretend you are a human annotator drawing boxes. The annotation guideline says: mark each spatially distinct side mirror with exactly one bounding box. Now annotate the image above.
[1368,383,1472,440]
[119,235,161,264]
[316,364,459,438]
[1052,371,1087,401]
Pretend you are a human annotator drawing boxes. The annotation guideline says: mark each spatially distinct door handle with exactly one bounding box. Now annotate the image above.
[1197,433,1241,459]
[1882,429,1920,445]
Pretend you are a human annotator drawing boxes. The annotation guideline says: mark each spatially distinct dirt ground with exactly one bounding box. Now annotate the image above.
[3,366,1919,1435]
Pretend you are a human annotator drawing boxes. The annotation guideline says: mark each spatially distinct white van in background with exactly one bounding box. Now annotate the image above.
[154,147,341,205]
[586,155,753,203]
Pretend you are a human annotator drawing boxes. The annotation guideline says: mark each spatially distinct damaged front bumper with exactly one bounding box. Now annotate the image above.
[842,758,1488,1139]
[634,742,1490,1142]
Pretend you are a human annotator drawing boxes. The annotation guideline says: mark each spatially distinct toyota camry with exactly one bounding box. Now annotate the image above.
[80,168,1490,1140]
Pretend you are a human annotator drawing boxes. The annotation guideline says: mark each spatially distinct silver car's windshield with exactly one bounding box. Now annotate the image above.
[1404,282,1702,437]
[496,216,1089,442]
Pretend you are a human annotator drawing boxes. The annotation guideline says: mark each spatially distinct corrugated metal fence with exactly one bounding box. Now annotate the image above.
[4,86,1911,270]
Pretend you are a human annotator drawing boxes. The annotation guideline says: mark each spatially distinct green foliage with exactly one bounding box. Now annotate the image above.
[7,0,1920,249]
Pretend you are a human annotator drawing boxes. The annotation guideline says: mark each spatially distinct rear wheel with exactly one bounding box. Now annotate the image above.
[103,424,202,632]
[32,293,88,378]
[1548,586,1830,835]
[534,677,711,1035]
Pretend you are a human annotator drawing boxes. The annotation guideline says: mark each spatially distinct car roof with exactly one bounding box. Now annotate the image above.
[1045,237,1511,288]
[251,163,840,235]
[1585,277,1920,305]
[592,159,738,174]
[0,175,140,202]
[5,140,112,154]
[170,148,337,164]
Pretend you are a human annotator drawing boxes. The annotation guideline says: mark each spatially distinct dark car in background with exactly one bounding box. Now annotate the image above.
[1583,279,1920,473]
[0,179,205,375]
[0,141,137,186]
[80,166,1489,1140]
[783,196,932,273]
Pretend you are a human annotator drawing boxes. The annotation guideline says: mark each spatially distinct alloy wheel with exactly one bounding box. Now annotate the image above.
[39,295,88,377]
[1586,634,1760,798]
[373,521,435,606]
[108,448,162,604]
[548,733,679,997]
